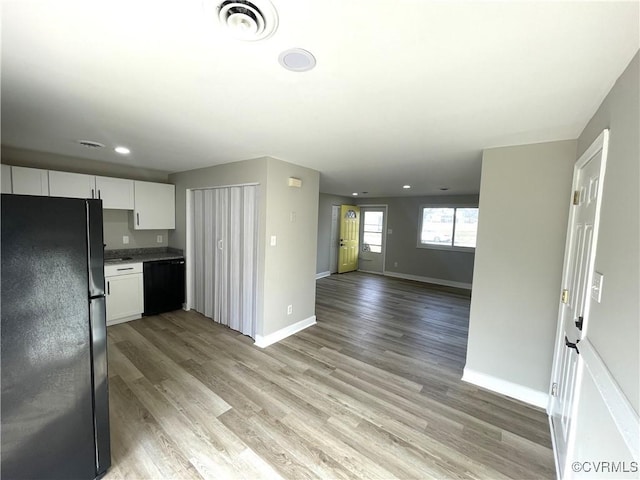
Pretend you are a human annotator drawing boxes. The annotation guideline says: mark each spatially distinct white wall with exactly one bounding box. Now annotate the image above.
[169,156,320,342]
[464,140,577,405]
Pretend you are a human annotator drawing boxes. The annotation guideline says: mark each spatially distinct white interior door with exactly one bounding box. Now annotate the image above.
[549,130,608,478]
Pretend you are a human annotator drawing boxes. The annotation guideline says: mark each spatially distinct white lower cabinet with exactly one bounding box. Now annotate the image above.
[105,263,144,325]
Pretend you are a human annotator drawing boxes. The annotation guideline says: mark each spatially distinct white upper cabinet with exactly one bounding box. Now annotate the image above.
[1,164,12,193]
[95,176,134,210]
[11,166,49,196]
[133,181,175,230]
[49,171,95,199]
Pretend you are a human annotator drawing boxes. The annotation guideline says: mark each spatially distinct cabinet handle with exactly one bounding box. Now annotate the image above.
[91,188,95,199]
[136,213,140,226]
[117,267,134,271]
[107,281,110,295]
[98,189,101,199]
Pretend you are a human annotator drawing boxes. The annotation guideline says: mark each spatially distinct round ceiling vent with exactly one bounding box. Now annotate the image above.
[217,0,278,41]
[76,140,105,149]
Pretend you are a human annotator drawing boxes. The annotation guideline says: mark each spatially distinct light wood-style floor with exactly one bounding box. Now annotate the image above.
[105,272,555,480]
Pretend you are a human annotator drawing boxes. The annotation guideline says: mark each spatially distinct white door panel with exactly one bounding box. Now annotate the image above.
[549,130,610,478]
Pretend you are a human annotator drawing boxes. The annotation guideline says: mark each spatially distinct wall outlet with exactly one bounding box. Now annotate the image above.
[270,235,277,246]
[394,261,398,267]
[290,211,296,223]
[156,235,163,243]
[122,235,129,245]
[287,305,293,315]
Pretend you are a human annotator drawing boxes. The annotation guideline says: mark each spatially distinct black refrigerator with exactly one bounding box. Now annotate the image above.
[1,194,111,480]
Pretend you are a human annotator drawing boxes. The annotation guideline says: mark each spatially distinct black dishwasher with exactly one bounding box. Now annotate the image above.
[143,259,185,316]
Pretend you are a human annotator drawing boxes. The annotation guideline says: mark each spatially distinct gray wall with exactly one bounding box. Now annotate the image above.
[358,195,478,287]
[103,210,168,250]
[316,193,352,274]
[575,52,639,412]
[169,157,320,338]
[465,140,577,395]
[1,145,171,250]
[263,159,320,334]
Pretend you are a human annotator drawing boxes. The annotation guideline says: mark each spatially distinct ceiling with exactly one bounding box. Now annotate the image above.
[2,1,638,197]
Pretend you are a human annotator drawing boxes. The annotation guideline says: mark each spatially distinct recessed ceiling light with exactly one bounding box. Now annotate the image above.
[352,192,358,196]
[279,48,316,72]
[114,146,130,155]
[403,185,411,189]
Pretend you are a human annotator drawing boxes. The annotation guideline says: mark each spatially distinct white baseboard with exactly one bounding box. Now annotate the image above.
[384,271,472,290]
[254,315,317,348]
[316,271,331,280]
[106,313,142,327]
[358,269,384,275]
[462,367,549,409]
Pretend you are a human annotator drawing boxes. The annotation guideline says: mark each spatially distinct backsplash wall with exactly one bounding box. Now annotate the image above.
[103,209,168,250]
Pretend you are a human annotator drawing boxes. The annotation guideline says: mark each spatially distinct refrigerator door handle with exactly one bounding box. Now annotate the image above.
[89,297,111,475]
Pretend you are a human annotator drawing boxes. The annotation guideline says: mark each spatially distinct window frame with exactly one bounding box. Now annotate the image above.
[361,210,384,254]
[417,204,478,252]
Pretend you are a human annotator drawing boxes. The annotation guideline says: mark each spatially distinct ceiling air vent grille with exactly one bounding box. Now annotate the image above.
[77,140,105,149]
[217,0,278,41]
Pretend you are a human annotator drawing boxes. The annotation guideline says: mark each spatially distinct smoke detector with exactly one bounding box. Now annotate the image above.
[216,0,278,41]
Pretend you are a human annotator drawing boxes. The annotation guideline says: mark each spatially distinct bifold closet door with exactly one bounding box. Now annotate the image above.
[191,186,257,337]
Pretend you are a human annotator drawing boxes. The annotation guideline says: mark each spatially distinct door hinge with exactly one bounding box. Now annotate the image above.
[551,382,558,397]
[573,190,580,205]
[561,289,569,304]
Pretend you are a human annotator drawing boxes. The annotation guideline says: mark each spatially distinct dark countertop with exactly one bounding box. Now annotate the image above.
[104,247,184,266]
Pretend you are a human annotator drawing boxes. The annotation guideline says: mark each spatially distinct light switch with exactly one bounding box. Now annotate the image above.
[388,228,393,234]
[122,235,129,245]
[156,235,163,243]
[591,272,604,303]
[270,235,277,246]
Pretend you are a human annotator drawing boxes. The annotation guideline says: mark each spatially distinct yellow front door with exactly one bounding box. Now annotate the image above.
[338,205,360,273]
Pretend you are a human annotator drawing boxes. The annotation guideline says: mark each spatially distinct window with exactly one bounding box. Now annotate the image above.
[419,207,478,249]
[362,211,384,253]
